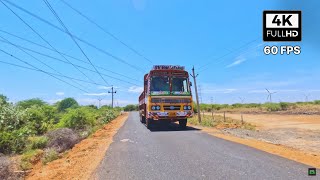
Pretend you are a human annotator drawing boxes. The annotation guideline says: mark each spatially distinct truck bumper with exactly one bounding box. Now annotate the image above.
[148,111,193,121]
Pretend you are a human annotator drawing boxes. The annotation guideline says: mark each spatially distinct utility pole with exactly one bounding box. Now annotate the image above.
[98,98,102,109]
[108,86,117,108]
[190,66,201,123]
[211,97,214,120]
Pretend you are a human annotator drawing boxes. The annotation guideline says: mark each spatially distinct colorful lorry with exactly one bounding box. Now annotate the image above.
[139,65,193,129]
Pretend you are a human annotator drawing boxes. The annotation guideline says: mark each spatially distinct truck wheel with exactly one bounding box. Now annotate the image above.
[141,116,146,123]
[179,119,187,129]
[140,115,145,123]
[146,118,153,129]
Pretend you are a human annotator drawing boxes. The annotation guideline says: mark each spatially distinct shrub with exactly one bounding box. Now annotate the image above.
[314,100,320,105]
[24,105,54,135]
[123,104,138,111]
[0,94,8,106]
[57,98,79,112]
[42,148,58,165]
[0,103,27,132]
[46,128,80,153]
[20,149,44,170]
[99,109,119,124]
[58,107,96,130]
[264,103,281,111]
[27,136,48,150]
[279,102,289,110]
[0,127,34,154]
[17,98,46,109]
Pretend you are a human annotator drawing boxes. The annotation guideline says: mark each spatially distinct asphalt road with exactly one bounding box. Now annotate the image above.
[94,112,314,180]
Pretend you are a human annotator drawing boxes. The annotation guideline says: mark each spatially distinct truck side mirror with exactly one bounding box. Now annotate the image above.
[189,82,192,87]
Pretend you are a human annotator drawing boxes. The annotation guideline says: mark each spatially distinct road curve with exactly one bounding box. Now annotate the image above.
[94,112,312,180]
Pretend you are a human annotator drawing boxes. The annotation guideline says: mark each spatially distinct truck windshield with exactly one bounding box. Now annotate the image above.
[171,77,190,95]
[150,76,190,95]
[150,76,170,94]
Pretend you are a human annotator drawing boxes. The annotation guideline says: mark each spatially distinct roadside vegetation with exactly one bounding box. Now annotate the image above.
[189,114,255,130]
[194,100,320,114]
[0,94,121,174]
[123,104,138,111]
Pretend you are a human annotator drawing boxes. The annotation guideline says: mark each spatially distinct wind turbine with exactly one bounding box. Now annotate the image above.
[304,93,311,102]
[265,88,276,102]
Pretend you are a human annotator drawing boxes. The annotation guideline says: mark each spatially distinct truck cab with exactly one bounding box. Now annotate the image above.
[139,65,193,129]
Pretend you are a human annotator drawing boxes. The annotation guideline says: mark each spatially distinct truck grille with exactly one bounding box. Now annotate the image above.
[163,105,181,110]
[151,98,191,103]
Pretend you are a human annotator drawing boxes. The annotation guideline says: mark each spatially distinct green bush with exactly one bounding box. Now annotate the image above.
[20,149,44,170]
[24,105,54,135]
[0,103,27,131]
[264,103,281,111]
[99,109,119,124]
[57,98,79,112]
[17,98,46,109]
[27,136,48,150]
[58,107,96,130]
[42,148,58,165]
[0,127,33,154]
[279,102,289,110]
[123,104,138,111]
[314,100,320,105]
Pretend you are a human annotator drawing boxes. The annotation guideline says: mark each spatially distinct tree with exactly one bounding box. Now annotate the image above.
[57,98,79,112]
[123,104,138,111]
[0,94,8,106]
[17,98,46,109]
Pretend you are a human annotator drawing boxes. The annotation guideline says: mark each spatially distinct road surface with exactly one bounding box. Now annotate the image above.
[94,112,313,180]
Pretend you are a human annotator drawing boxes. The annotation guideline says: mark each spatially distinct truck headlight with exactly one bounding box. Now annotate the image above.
[184,105,192,110]
[151,105,161,110]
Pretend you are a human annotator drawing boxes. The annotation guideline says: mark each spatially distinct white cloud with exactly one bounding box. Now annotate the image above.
[98,86,119,90]
[128,86,143,93]
[83,93,109,96]
[56,92,65,96]
[226,57,247,68]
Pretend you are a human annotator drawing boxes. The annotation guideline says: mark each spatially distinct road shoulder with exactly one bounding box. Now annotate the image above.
[190,124,320,168]
[26,113,129,180]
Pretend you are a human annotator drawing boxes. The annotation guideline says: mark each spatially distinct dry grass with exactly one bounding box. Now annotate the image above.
[189,114,256,130]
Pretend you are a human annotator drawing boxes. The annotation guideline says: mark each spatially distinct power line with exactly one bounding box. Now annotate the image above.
[198,38,260,72]
[0,35,88,90]
[43,0,109,86]
[0,30,140,82]
[0,48,88,93]
[1,0,145,73]
[0,60,105,86]
[0,39,139,86]
[60,0,152,64]
[0,0,97,85]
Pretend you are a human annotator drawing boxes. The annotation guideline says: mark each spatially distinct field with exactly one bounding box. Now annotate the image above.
[192,101,320,156]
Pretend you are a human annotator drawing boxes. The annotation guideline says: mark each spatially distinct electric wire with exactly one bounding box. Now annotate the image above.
[0,0,97,84]
[60,0,152,64]
[0,35,88,90]
[0,48,89,93]
[0,29,140,82]
[43,0,109,86]
[1,0,145,73]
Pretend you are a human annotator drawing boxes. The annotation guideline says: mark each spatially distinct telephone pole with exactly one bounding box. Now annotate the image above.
[98,98,102,109]
[108,86,117,108]
[190,66,201,123]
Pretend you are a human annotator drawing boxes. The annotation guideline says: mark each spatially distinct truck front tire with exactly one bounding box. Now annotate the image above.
[140,115,146,123]
[146,118,153,129]
[179,119,187,129]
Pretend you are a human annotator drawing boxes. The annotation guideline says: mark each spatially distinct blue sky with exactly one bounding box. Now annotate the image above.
[0,0,319,106]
